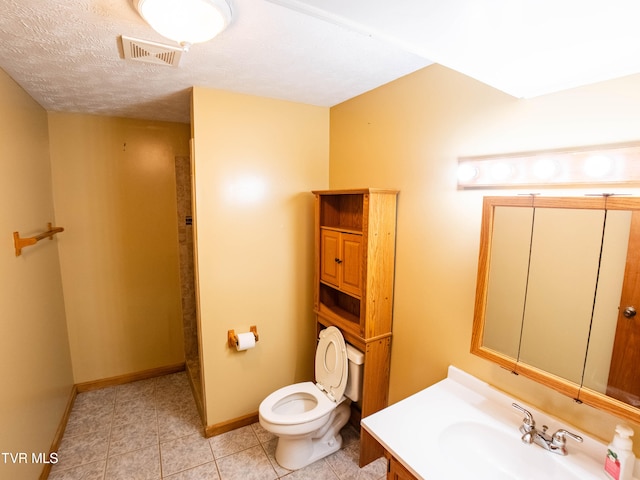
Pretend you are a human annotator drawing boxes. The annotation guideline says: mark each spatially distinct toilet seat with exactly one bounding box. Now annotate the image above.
[259,381,336,426]
[259,326,349,427]
[315,326,348,403]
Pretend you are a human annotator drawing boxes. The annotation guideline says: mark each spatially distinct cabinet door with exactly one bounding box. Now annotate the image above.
[388,455,417,480]
[340,233,362,297]
[320,229,340,287]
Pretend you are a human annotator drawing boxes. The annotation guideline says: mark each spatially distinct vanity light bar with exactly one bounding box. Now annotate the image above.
[457,142,640,189]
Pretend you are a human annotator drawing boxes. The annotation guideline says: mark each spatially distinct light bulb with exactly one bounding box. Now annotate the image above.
[457,163,479,183]
[583,155,612,178]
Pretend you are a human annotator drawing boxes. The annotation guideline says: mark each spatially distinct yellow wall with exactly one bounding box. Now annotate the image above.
[48,113,190,382]
[330,65,640,446]
[5,51,640,476]
[0,70,74,479]
[191,87,329,425]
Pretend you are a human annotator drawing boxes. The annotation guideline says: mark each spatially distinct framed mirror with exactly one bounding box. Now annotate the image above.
[471,196,640,424]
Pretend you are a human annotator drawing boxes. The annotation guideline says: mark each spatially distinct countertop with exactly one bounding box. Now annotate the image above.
[361,366,613,480]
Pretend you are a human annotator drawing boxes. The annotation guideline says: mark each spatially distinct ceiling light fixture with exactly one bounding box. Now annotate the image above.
[135,0,232,51]
[457,142,640,189]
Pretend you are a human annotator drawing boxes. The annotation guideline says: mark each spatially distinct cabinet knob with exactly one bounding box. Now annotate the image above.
[335,258,343,264]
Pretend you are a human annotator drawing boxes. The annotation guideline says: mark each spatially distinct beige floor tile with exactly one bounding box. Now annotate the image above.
[155,373,190,394]
[160,432,214,477]
[157,410,202,443]
[324,442,387,480]
[63,404,114,438]
[209,425,260,459]
[55,430,110,470]
[105,445,161,480]
[280,458,340,480]
[163,461,220,480]
[115,378,156,403]
[48,459,106,480]
[109,421,159,456]
[215,444,278,480]
[74,387,117,407]
[156,387,196,408]
[113,397,157,426]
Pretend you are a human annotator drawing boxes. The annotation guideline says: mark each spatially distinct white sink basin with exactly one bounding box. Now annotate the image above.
[439,421,581,479]
[362,366,609,480]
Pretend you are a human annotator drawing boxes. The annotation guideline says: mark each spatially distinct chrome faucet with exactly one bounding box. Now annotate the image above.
[512,403,583,455]
[512,402,536,442]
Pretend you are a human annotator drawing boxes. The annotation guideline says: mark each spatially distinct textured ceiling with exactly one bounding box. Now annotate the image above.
[3,1,640,125]
[0,0,431,123]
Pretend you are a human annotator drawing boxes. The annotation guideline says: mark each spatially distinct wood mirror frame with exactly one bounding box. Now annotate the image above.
[471,195,640,424]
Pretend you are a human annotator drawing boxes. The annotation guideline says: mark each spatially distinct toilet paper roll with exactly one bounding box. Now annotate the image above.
[236,332,256,351]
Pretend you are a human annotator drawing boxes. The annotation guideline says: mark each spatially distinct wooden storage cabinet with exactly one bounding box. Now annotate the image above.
[387,453,418,480]
[313,188,398,467]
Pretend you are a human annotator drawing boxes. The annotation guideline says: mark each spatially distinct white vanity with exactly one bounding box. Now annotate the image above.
[362,366,615,480]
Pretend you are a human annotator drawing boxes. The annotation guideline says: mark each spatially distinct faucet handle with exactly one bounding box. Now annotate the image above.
[512,403,535,431]
[551,429,583,455]
[552,429,583,446]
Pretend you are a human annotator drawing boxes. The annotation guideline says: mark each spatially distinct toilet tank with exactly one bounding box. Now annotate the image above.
[344,344,365,402]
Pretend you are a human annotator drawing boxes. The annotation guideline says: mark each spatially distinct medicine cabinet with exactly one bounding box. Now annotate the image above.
[472,196,640,424]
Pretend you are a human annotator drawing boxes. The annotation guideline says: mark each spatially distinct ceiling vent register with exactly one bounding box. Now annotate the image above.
[121,35,183,67]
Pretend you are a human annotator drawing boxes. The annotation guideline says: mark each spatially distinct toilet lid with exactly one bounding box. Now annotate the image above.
[315,326,348,402]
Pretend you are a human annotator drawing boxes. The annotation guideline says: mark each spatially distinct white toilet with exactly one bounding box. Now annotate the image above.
[258,326,364,470]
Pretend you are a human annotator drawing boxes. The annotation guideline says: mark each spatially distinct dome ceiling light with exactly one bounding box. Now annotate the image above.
[135,0,232,51]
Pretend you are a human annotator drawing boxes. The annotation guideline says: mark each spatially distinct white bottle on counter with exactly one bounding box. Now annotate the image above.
[605,424,636,480]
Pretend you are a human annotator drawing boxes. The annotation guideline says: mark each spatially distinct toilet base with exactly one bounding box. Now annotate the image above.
[274,401,351,470]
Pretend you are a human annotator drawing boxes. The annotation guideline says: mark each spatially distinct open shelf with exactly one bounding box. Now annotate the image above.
[318,283,361,325]
[316,314,363,349]
[319,194,364,232]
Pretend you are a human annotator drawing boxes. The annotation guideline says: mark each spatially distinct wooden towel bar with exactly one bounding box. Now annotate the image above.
[13,222,64,256]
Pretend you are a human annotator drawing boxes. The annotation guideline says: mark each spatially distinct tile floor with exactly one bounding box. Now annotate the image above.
[48,371,387,480]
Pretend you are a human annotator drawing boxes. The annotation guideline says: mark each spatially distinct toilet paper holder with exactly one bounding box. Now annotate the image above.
[227,325,259,349]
